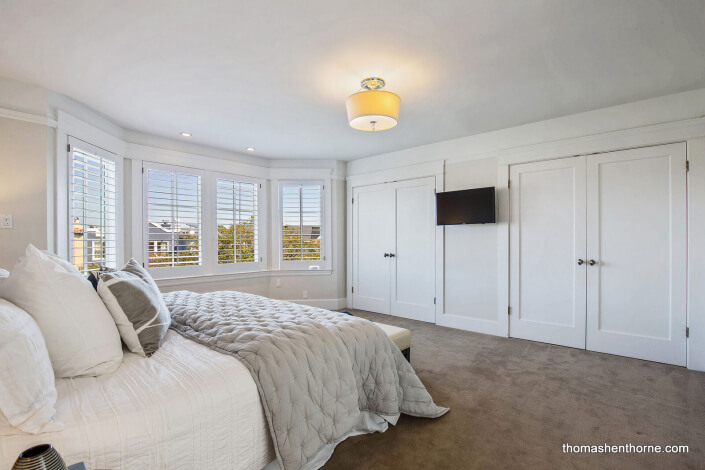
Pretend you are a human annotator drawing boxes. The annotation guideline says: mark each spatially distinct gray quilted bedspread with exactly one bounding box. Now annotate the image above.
[163,290,448,470]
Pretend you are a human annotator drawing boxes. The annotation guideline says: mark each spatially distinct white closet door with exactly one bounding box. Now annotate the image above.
[390,177,437,322]
[352,184,395,314]
[509,156,587,348]
[586,143,687,366]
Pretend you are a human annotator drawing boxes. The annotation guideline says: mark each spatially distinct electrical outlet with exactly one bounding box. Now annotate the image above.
[0,214,12,229]
[303,290,308,299]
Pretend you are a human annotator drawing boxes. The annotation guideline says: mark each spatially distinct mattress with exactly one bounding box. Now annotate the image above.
[0,331,275,469]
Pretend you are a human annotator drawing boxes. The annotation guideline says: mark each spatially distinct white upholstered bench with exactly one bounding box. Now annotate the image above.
[373,322,411,362]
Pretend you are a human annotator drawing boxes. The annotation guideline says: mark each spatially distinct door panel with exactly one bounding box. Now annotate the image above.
[352,185,394,314]
[509,156,587,348]
[391,177,436,322]
[586,143,687,366]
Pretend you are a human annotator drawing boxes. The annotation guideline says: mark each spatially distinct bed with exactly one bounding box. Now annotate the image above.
[0,331,276,469]
[1,272,445,470]
[163,290,447,470]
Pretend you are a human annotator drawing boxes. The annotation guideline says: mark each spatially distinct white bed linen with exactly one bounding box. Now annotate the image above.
[0,331,275,469]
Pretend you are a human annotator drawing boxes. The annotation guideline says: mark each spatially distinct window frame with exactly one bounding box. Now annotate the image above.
[142,161,206,279]
[275,179,332,271]
[67,136,123,273]
[210,171,267,274]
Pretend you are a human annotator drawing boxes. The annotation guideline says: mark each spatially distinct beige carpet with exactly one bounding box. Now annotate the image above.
[323,309,705,470]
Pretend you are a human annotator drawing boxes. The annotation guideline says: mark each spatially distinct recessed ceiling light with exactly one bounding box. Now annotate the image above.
[245,147,255,152]
[180,132,192,137]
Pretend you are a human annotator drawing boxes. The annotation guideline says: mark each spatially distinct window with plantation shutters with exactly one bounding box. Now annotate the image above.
[280,182,323,264]
[216,178,259,265]
[145,166,202,270]
[70,144,118,273]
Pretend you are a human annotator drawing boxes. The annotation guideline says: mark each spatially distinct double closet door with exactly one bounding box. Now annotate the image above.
[352,177,436,323]
[509,143,687,366]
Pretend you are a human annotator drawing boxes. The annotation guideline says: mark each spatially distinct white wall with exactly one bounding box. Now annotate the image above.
[443,158,498,324]
[0,77,53,268]
[687,137,705,371]
[0,118,51,268]
[347,87,705,370]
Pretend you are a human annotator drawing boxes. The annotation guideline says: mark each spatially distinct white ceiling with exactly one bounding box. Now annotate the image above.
[1,0,704,160]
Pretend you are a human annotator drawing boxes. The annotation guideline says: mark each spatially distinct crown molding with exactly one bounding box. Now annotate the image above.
[0,107,57,128]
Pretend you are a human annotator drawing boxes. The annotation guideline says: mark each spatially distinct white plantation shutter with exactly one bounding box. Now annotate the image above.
[70,145,118,273]
[146,167,202,269]
[281,183,323,263]
[216,178,259,264]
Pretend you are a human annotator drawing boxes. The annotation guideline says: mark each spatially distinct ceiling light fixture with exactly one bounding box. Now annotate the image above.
[180,132,192,137]
[345,77,400,131]
[245,147,255,152]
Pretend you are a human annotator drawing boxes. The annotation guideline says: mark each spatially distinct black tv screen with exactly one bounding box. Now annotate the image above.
[436,187,496,225]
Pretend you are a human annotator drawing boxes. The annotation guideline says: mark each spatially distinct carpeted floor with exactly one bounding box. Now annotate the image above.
[323,309,705,470]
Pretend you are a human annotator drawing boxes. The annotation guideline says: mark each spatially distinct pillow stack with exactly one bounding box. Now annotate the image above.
[0,244,123,378]
[0,246,172,435]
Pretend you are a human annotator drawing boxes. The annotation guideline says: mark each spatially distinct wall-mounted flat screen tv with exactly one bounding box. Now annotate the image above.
[436,187,496,225]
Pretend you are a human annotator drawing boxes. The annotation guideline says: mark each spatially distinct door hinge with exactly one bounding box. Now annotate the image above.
[686,160,690,172]
[351,286,354,293]
[259,183,262,188]
[67,143,71,152]
[142,167,144,174]
[508,306,511,315]
[686,327,690,338]
[508,179,511,188]
[352,197,354,204]
[433,297,436,305]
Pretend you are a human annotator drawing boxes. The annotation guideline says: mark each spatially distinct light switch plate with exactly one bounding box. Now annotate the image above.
[0,214,12,229]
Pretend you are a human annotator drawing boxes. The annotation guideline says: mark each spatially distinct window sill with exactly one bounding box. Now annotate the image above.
[154,269,333,288]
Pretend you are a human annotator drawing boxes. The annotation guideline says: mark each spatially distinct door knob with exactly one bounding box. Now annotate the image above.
[588,259,597,265]
[383,253,390,257]
[389,253,396,258]
[577,259,584,265]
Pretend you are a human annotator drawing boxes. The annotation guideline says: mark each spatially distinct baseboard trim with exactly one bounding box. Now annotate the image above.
[285,298,347,310]
[436,312,502,336]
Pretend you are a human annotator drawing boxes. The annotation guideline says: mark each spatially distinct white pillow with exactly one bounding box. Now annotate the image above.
[0,299,63,434]
[0,244,123,378]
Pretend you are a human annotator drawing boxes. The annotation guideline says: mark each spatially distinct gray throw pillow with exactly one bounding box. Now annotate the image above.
[96,259,171,357]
